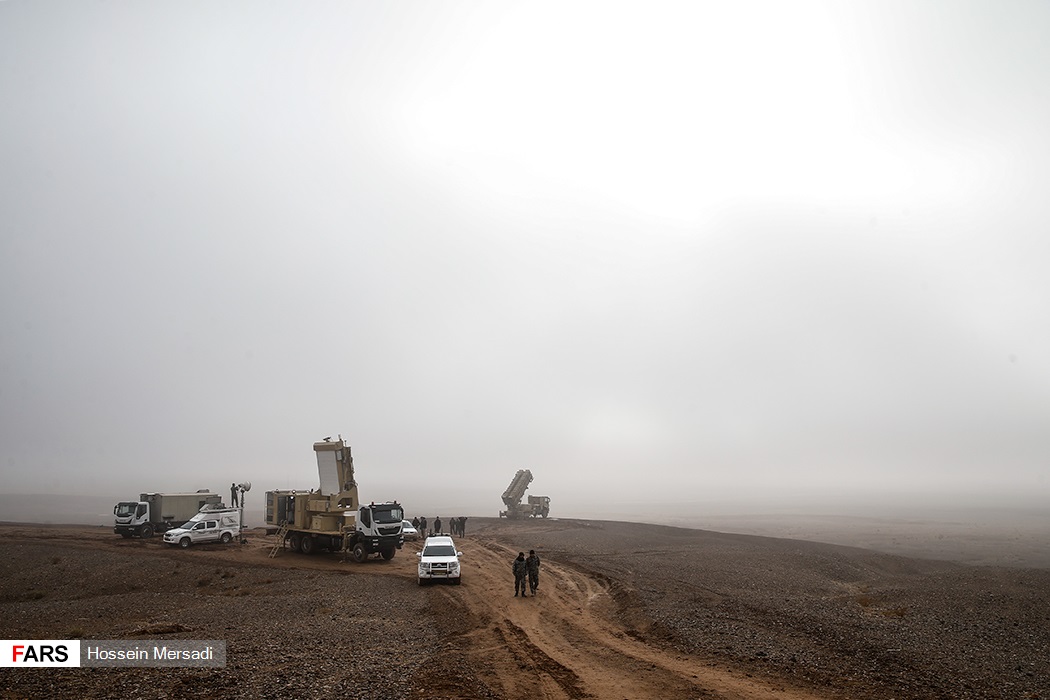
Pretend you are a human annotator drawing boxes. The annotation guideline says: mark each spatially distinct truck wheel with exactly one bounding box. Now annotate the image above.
[120,533,131,539]
[351,543,367,563]
[418,577,428,586]
[179,537,191,549]
[300,536,315,555]
[141,525,154,539]
[453,576,462,586]
[288,533,301,552]
[380,547,395,561]
[220,532,232,544]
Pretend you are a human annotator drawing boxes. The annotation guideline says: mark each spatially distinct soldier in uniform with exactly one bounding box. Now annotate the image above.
[526,549,541,596]
[513,552,528,597]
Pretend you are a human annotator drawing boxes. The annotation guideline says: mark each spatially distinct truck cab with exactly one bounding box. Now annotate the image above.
[349,501,405,562]
[113,501,149,534]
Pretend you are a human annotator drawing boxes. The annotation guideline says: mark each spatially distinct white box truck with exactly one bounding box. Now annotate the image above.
[113,491,222,539]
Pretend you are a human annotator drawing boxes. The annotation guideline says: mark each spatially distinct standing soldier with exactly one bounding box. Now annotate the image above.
[419,515,427,538]
[513,552,528,597]
[230,483,238,507]
[460,516,468,536]
[412,516,420,533]
[526,549,541,596]
[434,515,442,535]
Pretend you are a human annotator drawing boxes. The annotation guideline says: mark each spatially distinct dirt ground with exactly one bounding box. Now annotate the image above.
[1,518,1047,699]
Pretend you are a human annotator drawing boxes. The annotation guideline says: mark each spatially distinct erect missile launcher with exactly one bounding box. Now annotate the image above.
[499,469,550,519]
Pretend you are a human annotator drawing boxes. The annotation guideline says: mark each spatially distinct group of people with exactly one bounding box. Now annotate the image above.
[448,516,468,536]
[512,550,541,597]
[411,515,468,538]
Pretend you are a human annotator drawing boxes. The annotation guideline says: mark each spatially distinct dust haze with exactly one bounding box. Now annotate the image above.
[2,2,1048,535]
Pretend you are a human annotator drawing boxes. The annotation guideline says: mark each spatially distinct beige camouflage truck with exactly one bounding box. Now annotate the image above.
[265,437,404,561]
[499,469,551,518]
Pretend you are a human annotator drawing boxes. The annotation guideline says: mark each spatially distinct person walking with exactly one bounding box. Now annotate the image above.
[513,552,528,597]
[525,549,541,596]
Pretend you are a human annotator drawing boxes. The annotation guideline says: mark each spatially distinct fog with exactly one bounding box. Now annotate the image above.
[2,1,1049,523]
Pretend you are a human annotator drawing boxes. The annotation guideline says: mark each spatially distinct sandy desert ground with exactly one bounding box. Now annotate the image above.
[1,517,1047,699]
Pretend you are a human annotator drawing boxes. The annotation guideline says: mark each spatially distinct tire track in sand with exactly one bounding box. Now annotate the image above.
[440,535,823,700]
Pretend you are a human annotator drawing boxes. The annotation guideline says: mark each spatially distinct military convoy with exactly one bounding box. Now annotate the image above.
[499,469,551,518]
[116,438,560,567]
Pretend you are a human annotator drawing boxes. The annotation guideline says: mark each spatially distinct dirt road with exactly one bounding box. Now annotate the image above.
[427,535,820,700]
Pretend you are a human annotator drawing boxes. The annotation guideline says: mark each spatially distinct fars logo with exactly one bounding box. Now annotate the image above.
[1,640,81,667]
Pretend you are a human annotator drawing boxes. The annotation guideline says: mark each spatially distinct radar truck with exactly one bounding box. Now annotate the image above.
[499,469,550,518]
[265,437,404,561]
[114,491,222,538]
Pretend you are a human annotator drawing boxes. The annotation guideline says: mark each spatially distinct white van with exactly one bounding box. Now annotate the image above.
[163,506,241,548]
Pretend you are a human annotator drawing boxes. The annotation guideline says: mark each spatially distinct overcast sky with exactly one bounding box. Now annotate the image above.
[2,1,1048,518]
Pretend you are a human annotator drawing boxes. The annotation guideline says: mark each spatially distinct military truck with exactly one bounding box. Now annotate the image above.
[264,437,404,561]
[114,491,222,539]
[499,469,550,518]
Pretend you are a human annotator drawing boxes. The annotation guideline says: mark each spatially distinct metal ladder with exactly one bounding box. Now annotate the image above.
[268,521,289,558]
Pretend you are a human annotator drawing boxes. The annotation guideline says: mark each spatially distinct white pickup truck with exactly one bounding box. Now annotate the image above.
[417,535,462,585]
[163,506,241,548]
